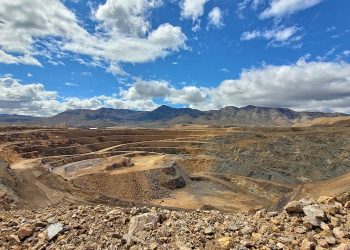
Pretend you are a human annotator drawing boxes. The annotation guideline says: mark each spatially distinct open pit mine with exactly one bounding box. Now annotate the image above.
[0,125,350,249]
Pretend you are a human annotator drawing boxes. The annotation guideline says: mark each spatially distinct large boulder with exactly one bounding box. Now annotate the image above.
[128,212,160,238]
[303,205,326,220]
[47,222,64,241]
[284,198,316,214]
[322,204,340,215]
[17,224,34,241]
[284,201,304,213]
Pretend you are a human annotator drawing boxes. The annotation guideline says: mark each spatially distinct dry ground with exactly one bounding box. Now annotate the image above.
[1,126,350,212]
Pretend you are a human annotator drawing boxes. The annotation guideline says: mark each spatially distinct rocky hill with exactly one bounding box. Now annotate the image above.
[0,194,349,249]
[0,105,345,127]
[0,114,40,124]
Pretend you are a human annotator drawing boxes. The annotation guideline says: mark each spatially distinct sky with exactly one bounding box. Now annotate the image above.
[0,0,350,116]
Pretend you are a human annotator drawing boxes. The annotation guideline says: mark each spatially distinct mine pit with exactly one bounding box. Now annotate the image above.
[1,126,350,213]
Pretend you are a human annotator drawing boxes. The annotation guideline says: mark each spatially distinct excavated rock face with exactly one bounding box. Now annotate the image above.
[0,159,19,210]
[0,195,349,249]
[159,165,188,190]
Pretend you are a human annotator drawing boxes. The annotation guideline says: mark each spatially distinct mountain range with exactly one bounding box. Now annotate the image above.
[0,105,346,127]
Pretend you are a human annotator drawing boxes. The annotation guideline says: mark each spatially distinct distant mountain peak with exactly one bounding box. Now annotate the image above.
[153,105,174,111]
[243,105,257,108]
[98,107,113,111]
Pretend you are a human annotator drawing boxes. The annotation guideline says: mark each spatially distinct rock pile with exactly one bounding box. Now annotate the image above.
[105,158,134,171]
[0,193,349,249]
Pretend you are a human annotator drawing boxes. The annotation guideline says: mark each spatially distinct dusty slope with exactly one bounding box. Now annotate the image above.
[294,116,350,127]
[1,158,93,209]
[295,171,350,200]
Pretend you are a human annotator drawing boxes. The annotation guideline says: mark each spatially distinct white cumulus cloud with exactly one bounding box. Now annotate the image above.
[208,60,350,113]
[0,77,59,116]
[208,7,224,29]
[120,79,209,107]
[95,0,162,37]
[260,0,324,19]
[0,77,208,116]
[0,77,158,116]
[180,0,209,21]
[0,0,187,72]
[2,60,350,116]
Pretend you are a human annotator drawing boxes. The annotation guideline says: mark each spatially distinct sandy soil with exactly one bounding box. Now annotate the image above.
[11,159,39,170]
[111,155,166,175]
[153,180,263,212]
[295,171,350,199]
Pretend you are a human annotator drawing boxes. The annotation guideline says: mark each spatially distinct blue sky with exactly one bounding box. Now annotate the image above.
[0,0,350,116]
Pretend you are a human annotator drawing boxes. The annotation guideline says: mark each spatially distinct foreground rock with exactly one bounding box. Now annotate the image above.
[0,195,349,249]
[47,222,64,241]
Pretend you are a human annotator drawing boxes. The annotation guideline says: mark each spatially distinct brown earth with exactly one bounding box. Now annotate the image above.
[0,126,350,214]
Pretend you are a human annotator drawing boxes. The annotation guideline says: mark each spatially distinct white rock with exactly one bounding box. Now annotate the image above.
[204,226,214,235]
[303,205,326,220]
[128,212,159,238]
[47,222,64,241]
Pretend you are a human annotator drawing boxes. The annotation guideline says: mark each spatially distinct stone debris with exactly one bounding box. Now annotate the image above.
[318,196,336,204]
[301,239,316,250]
[0,195,349,249]
[336,192,350,205]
